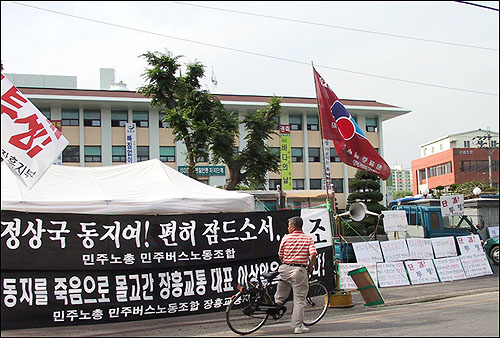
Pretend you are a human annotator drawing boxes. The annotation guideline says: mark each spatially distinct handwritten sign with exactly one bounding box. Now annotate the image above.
[352,241,384,263]
[406,238,434,260]
[459,252,493,278]
[431,236,458,258]
[433,257,467,282]
[338,263,377,290]
[488,226,499,238]
[456,234,483,256]
[376,262,410,288]
[381,210,408,232]
[404,260,440,285]
[379,239,410,262]
[440,195,464,217]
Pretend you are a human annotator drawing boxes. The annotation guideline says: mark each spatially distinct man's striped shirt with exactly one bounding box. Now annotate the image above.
[278,230,317,266]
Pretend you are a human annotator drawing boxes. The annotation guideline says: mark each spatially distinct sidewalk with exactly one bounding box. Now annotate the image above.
[1,272,498,337]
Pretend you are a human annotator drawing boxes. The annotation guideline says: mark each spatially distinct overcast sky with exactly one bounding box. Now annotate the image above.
[2,1,498,170]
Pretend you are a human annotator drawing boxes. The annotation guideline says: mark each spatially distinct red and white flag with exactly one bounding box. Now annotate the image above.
[1,73,69,189]
[313,67,390,180]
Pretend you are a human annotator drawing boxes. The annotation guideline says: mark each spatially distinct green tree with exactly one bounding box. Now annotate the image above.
[346,170,387,236]
[137,49,281,189]
[447,180,497,199]
[218,97,282,190]
[137,50,238,179]
[393,190,413,200]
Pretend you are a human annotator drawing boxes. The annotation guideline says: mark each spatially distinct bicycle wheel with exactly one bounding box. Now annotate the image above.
[303,281,329,326]
[226,289,271,335]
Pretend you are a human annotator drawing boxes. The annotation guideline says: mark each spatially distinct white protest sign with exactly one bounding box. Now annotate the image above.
[431,236,458,258]
[488,226,499,238]
[301,208,333,249]
[433,257,467,282]
[125,123,137,163]
[404,260,440,285]
[381,210,408,232]
[459,252,493,278]
[376,262,410,288]
[352,241,384,263]
[439,195,464,217]
[338,263,377,290]
[456,234,483,256]
[379,239,410,262]
[1,74,69,189]
[406,238,434,260]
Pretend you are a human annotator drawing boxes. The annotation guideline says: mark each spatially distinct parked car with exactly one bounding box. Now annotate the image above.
[483,236,499,265]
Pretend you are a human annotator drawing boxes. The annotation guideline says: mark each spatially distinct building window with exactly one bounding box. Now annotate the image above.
[331,178,344,193]
[273,116,280,130]
[307,116,319,131]
[293,179,305,190]
[291,147,303,162]
[366,118,378,132]
[308,147,321,162]
[37,107,50,119]
[84,110,101,127]
[111,110,128,127]
[310,179,322,189]
[137,146,149,162]
[464,140,470,147]
[84,146,101,162]
[289,115,302,131]
[269,179,282,190]
[460,160,489,173]
[159,113,170,128]
[62,146,79,162]
[112,146,126,162]
[428,162,452,178]
[160,146,175,162]
[330,148,341,162]
[61,109,79,126]
[133,111,149,128]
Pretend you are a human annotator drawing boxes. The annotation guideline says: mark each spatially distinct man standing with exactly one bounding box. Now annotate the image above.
[275,216,318,334]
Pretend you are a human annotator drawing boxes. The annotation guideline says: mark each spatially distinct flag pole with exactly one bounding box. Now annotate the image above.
[312,63,353,307]
[311,63,338,283]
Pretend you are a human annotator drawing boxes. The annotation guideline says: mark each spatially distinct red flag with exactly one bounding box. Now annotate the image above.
[313,67,390,180]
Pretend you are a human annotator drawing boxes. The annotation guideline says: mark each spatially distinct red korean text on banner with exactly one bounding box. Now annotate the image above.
[1,73,69,189]
[312,67,390,180]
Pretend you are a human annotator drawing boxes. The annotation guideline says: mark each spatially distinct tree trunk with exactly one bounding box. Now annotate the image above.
[224,165,243,190]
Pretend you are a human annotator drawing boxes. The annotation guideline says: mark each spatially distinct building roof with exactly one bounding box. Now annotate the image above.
[420,129,499,147]
[18,87,403,109]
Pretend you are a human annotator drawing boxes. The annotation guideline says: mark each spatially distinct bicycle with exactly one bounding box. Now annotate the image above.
[226,270,330,335]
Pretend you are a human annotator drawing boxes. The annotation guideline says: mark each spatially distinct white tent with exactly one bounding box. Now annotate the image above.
[1,159,254,215]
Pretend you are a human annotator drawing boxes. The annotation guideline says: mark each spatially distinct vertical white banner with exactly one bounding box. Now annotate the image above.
[322,139,332,191]
[125,123,137,163]
[301,208,333,249]
[1,74,69,189]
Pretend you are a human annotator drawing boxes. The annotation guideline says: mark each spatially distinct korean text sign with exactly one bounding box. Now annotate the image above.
[1,74,69,189]
[1,209,335,329]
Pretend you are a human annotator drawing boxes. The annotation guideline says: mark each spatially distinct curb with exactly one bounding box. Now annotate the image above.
[383,286,499,307]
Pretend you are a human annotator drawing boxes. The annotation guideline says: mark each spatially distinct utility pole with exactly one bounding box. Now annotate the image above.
[473,127,498,188]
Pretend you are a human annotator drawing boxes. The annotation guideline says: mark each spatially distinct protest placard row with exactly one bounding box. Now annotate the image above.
[341,234,492,289]
[351,235,484,263]
[339,251,492,289]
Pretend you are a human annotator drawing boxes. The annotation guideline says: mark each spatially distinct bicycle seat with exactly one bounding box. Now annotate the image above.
[261,271,279,281]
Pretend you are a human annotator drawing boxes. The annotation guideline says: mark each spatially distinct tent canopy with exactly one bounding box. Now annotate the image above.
[1,159,254,215]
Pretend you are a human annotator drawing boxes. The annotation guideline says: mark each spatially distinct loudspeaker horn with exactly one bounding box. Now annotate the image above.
[337,202,382,222]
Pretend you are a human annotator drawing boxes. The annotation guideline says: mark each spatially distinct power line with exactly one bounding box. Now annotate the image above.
[172,1,499,52]
[455,1,500,11]
[7,1,499,96]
